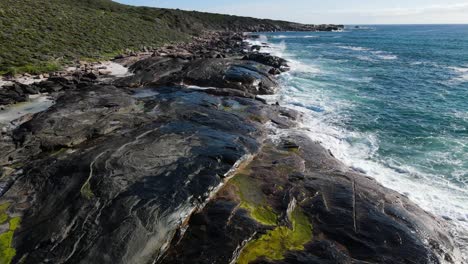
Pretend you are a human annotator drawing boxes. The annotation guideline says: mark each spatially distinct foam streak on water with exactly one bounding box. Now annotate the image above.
[254,25,468,261]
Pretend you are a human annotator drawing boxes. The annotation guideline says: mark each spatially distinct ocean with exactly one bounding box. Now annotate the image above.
[249,25,468,258]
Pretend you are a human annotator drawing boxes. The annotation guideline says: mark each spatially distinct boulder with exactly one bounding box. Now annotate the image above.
[269,68,282,75]
[251,45,262,51]
[0,84,28,105]
[243,53,289,70]
[112,57,188,87]
[113,57,279,95]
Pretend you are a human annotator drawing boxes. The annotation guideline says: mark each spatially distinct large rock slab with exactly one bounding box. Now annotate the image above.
[161,134,458,264]
[0,85,298,264]
[178,59,279,94]
[242,53,289,71]
[114,58,279,95]
[113,57,189,87]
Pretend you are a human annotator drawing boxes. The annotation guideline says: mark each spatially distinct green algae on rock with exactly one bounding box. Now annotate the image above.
[0,231,16,264]
[80,182,95,200]
[237,207,313,264]
[0,204,21,264]
[0,203,10,225]
[231,173,278,226]
[227,145,314,263]
[8,218,20,232]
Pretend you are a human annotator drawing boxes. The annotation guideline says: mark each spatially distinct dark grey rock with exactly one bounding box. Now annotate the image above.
[113,57,188,87]
[3,85,297,264]
[177,59,279,95]
[243,53,289,70]
[161,134,457,264]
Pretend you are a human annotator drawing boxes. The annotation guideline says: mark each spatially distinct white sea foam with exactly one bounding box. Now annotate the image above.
[448,66,468,83]
[248,36,321,75]
[338,45,371,51]
[337,46,398,61]
[288,61,321,74]
[453,111,468,121]
[372,50,398,60]
[355,55,376,62]
[345,76,374,83]
[258,34,468,262]
[278,86,468,262]
[375,54,398,60]
[272,35,319,39]
[272,35,288,39]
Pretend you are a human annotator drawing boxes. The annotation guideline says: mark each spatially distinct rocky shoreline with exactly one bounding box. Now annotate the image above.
[0,31,460,264]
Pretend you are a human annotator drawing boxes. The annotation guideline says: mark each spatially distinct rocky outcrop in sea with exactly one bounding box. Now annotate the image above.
[0,31,459,264]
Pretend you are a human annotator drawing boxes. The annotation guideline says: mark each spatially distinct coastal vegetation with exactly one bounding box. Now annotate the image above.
[0,0,305,75]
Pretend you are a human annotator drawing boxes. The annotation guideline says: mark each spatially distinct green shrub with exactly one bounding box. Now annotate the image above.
[0,0,297,76]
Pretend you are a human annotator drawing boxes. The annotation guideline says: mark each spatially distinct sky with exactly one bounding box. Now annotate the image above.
[114,0,468,24]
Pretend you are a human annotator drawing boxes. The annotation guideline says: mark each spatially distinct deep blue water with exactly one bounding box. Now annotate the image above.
[250,25,468,256]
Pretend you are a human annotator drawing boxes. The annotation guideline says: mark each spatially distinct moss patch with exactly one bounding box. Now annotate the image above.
[0,203,11,225]
[0,204,21,264]
[8,163,24,170]
[237,207,313,264]
[287,147,300,154]
[80,182,94,200]
[242,203,278,227]
[0,231,15,264]
[50,148,69,157]
[231,174,278,226]
[248,115,265,123]
[8,218,21,231]
[227,144,313,263]
[221,106,233,112]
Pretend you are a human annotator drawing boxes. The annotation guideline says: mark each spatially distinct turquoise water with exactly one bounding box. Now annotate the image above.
[251,25,468,257]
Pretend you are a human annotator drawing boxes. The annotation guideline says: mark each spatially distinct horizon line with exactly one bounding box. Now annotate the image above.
[110,2,468,25]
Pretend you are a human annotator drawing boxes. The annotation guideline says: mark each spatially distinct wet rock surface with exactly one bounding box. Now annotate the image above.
[242,53,289,71]
[115,58,279,95]
[2,85,297,264]
[179,59,279,94]
[161,135,457,264]
[0,31,460,264]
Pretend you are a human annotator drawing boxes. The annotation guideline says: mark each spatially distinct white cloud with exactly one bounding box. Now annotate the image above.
[340,3,468,17]
[117,0,468,24]
[203,2,468,24]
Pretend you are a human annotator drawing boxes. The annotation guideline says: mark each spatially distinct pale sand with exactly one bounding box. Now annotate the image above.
[1,61,131,89]
[105,61,131,77]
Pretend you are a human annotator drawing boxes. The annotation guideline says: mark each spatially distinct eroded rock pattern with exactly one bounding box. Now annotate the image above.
[161,135,457,264]
[1,85,301,263]
[115,58,279,95]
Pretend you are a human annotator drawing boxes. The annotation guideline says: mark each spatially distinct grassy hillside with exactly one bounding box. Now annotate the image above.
[0,0,306,75]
